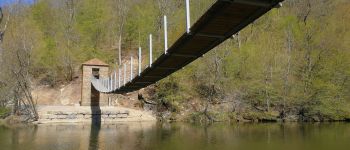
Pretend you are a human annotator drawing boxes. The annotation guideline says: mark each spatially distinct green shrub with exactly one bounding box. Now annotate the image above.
[0,107,10,118]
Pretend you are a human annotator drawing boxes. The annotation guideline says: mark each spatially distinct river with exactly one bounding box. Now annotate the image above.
[0,122,349,150]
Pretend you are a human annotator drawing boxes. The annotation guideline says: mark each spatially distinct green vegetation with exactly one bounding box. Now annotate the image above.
[153,0,350,122]
[0,107,10,118]
[0,0,349,122]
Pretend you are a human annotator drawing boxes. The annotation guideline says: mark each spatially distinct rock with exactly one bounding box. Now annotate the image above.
[283,115,299,122]
[57,115,67,119]
[84,114,91,119]
[78,112,88,115]
[112,110,120,115]
[76,114,84,119]
[109,115,117,119]
[54,111,64,115]
[117,114,128,118]
[312,116,321,122]
[104,111,111,115]
[48,115,56,120]
[67,114,77,119]
[102,115,109,119]
[120,110,129,115]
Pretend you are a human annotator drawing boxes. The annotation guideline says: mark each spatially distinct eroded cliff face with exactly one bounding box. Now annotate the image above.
[32,79,81,106]
[31,76,144,109]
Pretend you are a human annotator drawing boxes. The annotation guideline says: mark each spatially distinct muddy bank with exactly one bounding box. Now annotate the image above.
[161,110,350,123]
[151,100,350,123]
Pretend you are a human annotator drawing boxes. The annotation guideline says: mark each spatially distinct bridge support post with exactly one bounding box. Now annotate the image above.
[186,0,190,34]
[123,64,126,85]
[105,77,108,91]
[164,15,168,54]
[149,34,153,67]
[118,68,121,88]
[130,56,133,81]
[110,74,113,91]
[104,77,108,91]
[138,47,141,76]
[103,79,105,90]
[114,71,117,90]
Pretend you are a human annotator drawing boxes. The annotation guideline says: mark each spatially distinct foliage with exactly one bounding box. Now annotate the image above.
[154,76,186,113]
[0,107,10,118]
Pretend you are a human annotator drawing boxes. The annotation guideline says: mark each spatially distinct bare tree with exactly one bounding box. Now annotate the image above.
[10,41,38,120]
[196,44,231,122]
[0,7,10,43]
[0,4,38,121]
[113,0,129,65]
[61,0,76,81]
[282,25,293,116]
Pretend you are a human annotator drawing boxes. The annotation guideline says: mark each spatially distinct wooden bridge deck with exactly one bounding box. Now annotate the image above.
[111,0,283,94]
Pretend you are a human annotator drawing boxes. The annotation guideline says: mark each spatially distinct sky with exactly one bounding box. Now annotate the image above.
[0,0,34,6]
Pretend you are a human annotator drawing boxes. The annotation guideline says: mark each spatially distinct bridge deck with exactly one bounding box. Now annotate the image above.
[111,0,283,94]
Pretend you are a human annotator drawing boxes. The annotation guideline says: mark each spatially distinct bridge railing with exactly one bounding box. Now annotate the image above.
[92,0,218,93]
[93,0,286,94]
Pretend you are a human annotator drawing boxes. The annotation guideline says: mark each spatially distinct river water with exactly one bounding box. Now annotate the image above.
[0,122,349,150]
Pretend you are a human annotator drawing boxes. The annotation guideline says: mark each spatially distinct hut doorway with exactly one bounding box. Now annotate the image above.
[91,68,100,106]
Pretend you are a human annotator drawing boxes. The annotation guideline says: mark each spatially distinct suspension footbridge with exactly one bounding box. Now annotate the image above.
[91,0,284,94]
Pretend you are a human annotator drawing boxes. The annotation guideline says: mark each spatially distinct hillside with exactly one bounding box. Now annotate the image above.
[0,0,349,122]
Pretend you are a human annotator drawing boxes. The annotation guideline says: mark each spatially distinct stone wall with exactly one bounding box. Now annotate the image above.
[36,106,156,123]
[40,109,130,122]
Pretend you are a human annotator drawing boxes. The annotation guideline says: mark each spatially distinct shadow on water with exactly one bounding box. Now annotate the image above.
[89,105,101,150]
[11,127,19,150]
[89,80,102,150]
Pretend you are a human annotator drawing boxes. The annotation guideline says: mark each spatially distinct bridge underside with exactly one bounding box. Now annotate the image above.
[102,0,283,94]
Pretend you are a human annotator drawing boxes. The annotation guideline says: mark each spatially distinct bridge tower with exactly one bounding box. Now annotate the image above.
[81,58,109,106]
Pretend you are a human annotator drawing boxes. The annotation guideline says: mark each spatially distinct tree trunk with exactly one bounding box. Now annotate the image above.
[283,27,293,110]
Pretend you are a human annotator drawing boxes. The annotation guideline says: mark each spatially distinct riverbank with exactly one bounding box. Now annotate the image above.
[0,119,4,125]
[2,111,350,126]
[155,102,350,123]
[186,111,350,123]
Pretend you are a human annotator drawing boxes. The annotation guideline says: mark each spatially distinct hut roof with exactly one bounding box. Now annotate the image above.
[82,58,109,67]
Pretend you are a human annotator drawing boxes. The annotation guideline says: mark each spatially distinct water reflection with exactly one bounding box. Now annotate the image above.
[0,122,350,150]
[89,106,101,150]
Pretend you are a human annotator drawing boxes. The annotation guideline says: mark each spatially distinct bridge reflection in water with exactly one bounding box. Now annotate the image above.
[89,106,101,150]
